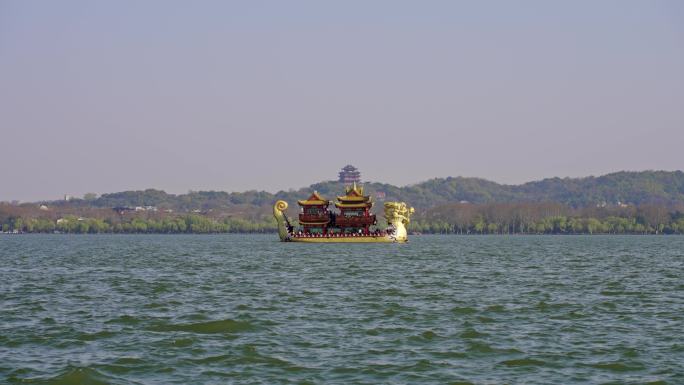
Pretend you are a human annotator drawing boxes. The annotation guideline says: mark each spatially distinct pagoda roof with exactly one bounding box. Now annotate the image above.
[336,182,370,202]
[298,191,329,206]
[337,195,369,202]
[335,201,372,209]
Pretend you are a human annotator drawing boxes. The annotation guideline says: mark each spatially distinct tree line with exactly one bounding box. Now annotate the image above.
[411,202,684,234]
[2,201,684,235]
[1,214,278,234]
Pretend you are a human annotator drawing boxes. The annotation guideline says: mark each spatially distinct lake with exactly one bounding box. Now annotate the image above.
[1,234,682,384]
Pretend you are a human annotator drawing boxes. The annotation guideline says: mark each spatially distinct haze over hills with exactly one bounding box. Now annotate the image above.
[46,170,684,211]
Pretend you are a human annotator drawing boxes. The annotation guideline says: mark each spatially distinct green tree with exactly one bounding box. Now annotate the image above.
[473,216,485,234]
[568,217,584,233]
[586,218,601,234]
[12,218,24,232]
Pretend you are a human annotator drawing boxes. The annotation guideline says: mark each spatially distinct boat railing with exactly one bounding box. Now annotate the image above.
[291,230,386,238]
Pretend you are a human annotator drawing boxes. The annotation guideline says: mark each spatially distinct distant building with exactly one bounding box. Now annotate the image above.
[375,191,386,200]
[113,206,135,215]
[338,165,361,184]
[64,194,73,202]
[39,204,49,210]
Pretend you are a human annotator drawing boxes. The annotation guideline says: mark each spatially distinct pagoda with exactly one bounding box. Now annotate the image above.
[333,182,376,234]
[338,165,361,184]
[297,191,331,234]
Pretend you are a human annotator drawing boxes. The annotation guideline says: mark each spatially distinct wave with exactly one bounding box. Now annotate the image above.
[148,318,255,334]
[586,361,646,372]
[459,328,488,339]
[104,315,143,325]
[467,342,523,355]
[500,358,547,367]
[77,330,117,341]
[451,306,478,315]
[30,366,129,385]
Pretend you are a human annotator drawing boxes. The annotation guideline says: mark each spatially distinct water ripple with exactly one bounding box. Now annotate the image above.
[0,234,682,384]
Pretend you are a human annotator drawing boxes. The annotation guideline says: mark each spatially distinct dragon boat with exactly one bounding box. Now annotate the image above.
[273,183,414,243]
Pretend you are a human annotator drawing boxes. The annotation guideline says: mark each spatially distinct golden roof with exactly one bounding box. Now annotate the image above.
[337,182,370,202]
[298,191,329,206]
[335,201,372,209]
[337,195,368,202]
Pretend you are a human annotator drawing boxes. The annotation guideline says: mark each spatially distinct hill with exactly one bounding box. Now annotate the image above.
[4,171,684,235]
[78,170,684,211]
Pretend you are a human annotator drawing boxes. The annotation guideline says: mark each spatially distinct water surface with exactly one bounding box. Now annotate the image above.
[1,234,682,384]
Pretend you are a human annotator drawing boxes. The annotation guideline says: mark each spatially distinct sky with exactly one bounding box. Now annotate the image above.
[1,1,683,201]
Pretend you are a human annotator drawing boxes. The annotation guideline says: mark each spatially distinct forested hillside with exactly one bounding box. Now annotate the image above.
[84,170,684,210]
[3,171,684,234]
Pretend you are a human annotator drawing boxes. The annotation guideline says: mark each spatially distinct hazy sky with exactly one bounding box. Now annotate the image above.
[1,1,683,201]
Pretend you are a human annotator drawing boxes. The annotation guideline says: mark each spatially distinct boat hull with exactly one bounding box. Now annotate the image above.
[285,235,404,243]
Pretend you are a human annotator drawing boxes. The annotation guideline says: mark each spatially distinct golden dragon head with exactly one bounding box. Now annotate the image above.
[384,202,415,225]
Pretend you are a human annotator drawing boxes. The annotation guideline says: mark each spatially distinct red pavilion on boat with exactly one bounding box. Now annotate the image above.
[297,191,331,234]
[295,183,377,236]
[333,183,376,235]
